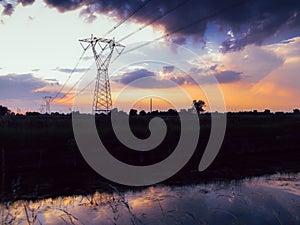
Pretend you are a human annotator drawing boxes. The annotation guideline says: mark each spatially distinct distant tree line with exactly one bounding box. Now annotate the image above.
[1,102,300,117]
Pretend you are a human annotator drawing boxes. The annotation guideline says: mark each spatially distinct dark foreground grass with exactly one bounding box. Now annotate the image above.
[0,112,300,202]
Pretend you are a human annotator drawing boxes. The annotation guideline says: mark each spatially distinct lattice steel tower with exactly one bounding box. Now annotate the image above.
[43,96,52,114]
[79,35,125,114]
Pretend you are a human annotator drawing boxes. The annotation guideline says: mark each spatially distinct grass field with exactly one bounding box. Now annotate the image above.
[1,112,300,201]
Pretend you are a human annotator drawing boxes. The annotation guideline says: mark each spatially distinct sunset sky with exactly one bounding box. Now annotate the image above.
[1,0,300,113]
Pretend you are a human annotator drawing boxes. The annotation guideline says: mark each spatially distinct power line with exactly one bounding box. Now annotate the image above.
[54,58,101,104]
[111,0,249,63]
[51,49,87,102]
[121,0,251,55]
[53,73,85,103]
[118,0,192,43]
[103,0,152,37]
[56,78,95,104]
[53,62,90,104]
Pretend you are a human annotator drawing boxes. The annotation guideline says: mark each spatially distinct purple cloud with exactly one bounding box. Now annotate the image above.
[189,67,242,84]
[115,67,241,89]
[117,69,155,85]
[162,65,175,74]
[214,70,242,83]
[210,64,218,71]
[169,75,195,85]
[0,73,58,100]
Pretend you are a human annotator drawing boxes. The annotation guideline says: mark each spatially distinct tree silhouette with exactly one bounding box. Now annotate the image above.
[129,109,138,116]
[293,109,300,114]
[139,110,146,116]
[192,100,205,114]
[0,105,9,116]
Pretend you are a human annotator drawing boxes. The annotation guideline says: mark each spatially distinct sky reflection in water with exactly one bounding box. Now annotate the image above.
[1,173,300,225]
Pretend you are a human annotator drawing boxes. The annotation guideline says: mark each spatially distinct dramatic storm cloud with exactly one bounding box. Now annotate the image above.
[2,0,300,52]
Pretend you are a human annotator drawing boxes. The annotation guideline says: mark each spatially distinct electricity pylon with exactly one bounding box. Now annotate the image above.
[79,35,125,114]
[43,96,52,114]
[39,104,45,114]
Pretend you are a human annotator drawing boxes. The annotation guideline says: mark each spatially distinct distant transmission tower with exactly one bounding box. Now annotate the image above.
[39,104,45,114]
[79,35,125,114]
[43,96,52,114]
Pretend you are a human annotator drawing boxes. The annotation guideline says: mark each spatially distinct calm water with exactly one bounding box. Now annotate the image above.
[1,173,300,225]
